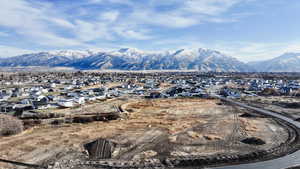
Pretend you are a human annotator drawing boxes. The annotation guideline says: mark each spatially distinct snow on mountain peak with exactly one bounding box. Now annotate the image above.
[117,48,146,54]
[0,47,253,72]
[250,52,300,72]
[47,50,93,59]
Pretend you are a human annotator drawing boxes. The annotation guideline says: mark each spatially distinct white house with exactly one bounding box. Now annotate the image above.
[58,99,75,108]
[74,97,85,105]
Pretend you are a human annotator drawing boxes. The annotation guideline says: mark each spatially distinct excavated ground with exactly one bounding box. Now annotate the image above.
[240,96,300,120]
[0,98,291,169]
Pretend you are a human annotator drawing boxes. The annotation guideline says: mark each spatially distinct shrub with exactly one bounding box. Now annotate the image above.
[0,114,24,136]
[259,88,280,96]
[22,119,41,129]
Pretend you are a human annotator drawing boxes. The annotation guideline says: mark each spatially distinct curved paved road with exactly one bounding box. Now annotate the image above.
[211,95,300,169]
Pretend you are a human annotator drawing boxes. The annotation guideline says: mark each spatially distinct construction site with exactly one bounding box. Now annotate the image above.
[1,96,299,169]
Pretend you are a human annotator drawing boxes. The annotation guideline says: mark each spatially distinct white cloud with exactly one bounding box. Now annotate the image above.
[125,0,244,28]
[29,31,84,47]
[130,10,199,28]
[151,37,300,62]
[47,18,75,29]
[0,0,246,43]
[88,0,133,5]
[153,38,200,48]
[285,43,300,53]
[0,0,276,61]
[183,0,241,15]
[0,0,151,47]
[74,20,113,42]
[0,45,35,57]
[120,30,151,40]
[0,0,86,47]
[73,0,243,30]
[209,41,300,62]
[115,28,152,40]
[101,11,119,22]
[0,0,40,28]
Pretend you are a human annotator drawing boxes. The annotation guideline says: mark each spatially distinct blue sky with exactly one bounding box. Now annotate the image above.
[0,0,300,62]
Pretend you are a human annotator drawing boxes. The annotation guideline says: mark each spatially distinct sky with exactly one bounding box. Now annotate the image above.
[0,0,300,62]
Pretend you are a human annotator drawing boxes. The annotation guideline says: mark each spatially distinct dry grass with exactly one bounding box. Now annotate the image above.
[0,98,287,169]
[0,114,24,136]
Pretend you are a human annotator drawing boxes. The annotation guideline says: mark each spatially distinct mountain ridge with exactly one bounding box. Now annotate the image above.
[0,48,254,72]
[249,53,300,72]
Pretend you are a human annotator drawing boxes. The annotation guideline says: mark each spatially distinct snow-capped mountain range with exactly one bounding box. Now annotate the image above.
[1,48,299,72]
[249,53,300,72]
[0,48,253,72]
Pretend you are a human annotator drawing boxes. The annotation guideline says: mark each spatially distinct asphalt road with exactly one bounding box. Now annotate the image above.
[212,95,300,169]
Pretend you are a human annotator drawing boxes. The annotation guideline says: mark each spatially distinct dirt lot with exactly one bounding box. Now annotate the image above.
[240,96,300,120]
[0,98,289,169]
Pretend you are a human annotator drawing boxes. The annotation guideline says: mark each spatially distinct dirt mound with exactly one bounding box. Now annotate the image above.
[73,116,95,123]
[72,113,119,123]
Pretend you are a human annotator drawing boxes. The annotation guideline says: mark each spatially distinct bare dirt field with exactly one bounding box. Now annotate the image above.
[0,98,290,169]
[240,96,300,120]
